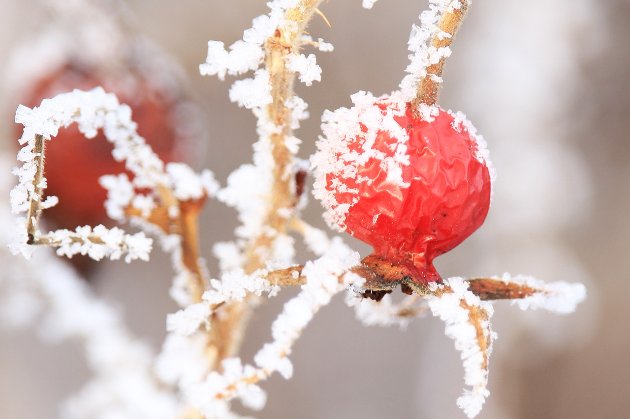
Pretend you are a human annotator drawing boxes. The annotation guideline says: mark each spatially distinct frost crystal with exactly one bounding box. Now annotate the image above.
[449,110,497,183]
[49,225,152,263]
[203,269,279,306]
[302,36,335,52]
[167,303,211,336]
[428,277,494,419]
[10,88,164,253]
[200,0,331,99]
[155,332,211,387]
[213,241,246,272]
[218,162,271,241]
[362,0,380,9]
[346,292,427,328]
[184,239,360,412]
[201,0,334,268]
[167,163,219,201]
[299,222,332,256]
[199,40,265,80]
[229,69,273,109]
[286,53,322,86]
[400,0,465,101]
[100,174,135,221]
[253,238,360,378]
[312,91,411,231]
[502,273,587,314]
[286,95,310,130]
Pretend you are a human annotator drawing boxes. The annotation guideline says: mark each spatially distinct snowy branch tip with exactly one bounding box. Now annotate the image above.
[199,0,331,108]
[401,0,468,102]
[423,273,585,418]
[9,87,216,261]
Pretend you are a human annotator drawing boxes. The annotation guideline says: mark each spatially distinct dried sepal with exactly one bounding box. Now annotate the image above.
[463,275,587,315]
[427,277,494,418]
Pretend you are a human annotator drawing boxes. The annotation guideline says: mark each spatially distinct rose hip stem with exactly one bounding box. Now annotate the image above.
[413,1,469,111]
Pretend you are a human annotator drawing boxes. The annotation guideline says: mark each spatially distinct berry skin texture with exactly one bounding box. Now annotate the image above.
[312,92,493,284]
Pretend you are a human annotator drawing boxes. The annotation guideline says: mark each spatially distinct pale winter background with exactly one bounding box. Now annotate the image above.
[0,0,626,418]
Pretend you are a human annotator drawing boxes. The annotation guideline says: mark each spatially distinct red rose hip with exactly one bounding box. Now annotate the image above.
[312,92,493,283]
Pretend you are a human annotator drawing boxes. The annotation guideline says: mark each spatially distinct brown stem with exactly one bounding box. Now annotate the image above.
[462,300,492,370]
[126,198,207,303]
[205,0,325,375]
[125,205,172,233]
[26,134,46,244]
[466,277,537,301]
[259,258,539,303]
[179,200,207,303]
[244,0,323,272]
[33,234,105,247]
[412,1,469,110]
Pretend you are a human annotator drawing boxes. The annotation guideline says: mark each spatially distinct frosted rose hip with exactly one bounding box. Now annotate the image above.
[312,92,493,283]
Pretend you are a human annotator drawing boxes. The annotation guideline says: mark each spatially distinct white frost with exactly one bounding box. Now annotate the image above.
[362,0,380,9]
[166,163,219,201]
[427,277,494,419]
[400,0,466,101]
[286,53,322,86]
[448,109,497,184]
[184,239,360,412]
[311,91,410,231]
[202,269,280,306]
[49,225,152,263]
[11,88,166,258]
[229,70,273,109]
[502,273,587,314]
[167,303,211,336]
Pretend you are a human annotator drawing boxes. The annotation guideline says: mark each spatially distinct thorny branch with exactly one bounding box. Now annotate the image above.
[21,121,208,302]
[245,0,323,271]
[209,0,324,369]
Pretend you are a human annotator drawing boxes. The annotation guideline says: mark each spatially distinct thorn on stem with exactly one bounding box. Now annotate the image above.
[295,169,307,200]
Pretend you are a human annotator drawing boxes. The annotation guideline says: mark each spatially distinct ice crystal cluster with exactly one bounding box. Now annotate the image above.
[3,1,588,418]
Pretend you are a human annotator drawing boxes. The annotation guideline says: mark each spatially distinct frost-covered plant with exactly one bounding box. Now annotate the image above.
[6,1,586,418]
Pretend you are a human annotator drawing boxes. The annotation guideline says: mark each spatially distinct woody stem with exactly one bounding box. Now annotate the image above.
[413,1,469,109]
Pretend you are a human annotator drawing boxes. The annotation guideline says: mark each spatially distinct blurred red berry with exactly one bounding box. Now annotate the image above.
[16,62,189,230]
[313,95,492,283]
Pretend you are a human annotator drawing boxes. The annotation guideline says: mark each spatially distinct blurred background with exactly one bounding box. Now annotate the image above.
[0,0,627,418]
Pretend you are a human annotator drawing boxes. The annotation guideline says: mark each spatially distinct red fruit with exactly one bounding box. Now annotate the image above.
[312,93,493,283]
[16,62,189,230]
